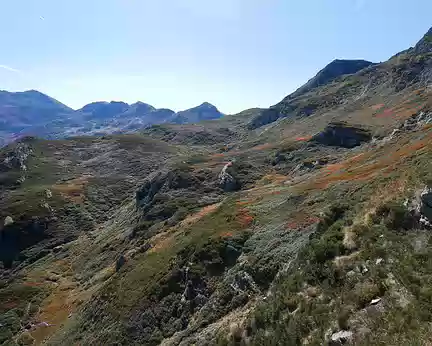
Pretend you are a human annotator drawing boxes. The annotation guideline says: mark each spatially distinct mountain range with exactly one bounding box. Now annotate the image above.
[0,25,432,346]
[0,94,223,146]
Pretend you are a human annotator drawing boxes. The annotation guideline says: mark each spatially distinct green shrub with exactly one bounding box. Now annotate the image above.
[374,202,415,230]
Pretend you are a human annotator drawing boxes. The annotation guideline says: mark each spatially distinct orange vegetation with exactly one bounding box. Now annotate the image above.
[296,136,312,141]
[251,143,275,151]
[259,173,289,185]
[28,260,78,345]
[237,208,254,228]
[210,153,226,158]
[286,214,320,230]
[52,175,92,203]
[371,103,385,111]
[221,232,234,238]
[149,203,222,253]
[301,130,432,191]
[180,203,222,228]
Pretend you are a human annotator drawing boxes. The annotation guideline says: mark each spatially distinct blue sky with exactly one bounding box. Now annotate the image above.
[0,0,431,113]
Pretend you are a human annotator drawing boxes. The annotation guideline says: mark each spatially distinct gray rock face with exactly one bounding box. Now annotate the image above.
[1,142,33,184]
[399,111,432,132]
[288,59,374,100]
[248,108,282,129]
[218,162,238,192]
[115,254,126,272]
[311,122,371,148]
[330,330,353,345]
[413,27,432,54]
[421,187,432,222]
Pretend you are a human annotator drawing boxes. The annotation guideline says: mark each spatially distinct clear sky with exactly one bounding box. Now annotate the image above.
[0,0,431,114]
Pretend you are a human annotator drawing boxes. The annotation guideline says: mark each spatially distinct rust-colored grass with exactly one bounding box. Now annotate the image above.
[179,203,222,228]
[285,214,320,230]
[296,136,312,141]
[371,104,385,111]
[149,202,222,253]
[300,130,432,191]
[251,143,275,151]
[236,208,254,228]
[52,175,92,203]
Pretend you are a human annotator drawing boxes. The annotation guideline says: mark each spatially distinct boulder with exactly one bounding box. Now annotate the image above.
[45,189,53,199]
[311,122,371,148]
[420,187,432,221]
[115,254,126,272]
[330,330,353,345]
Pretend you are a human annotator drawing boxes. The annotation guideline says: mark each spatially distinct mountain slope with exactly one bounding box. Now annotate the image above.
[248,37,432,130]
[0,26,432,346]
[0,90,74,146]
[288,59,375,100]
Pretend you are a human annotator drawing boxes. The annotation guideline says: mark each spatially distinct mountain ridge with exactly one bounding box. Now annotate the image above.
[0,93,224,146]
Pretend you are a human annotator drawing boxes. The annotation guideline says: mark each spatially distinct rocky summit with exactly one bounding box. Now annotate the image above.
[1,27,432,346]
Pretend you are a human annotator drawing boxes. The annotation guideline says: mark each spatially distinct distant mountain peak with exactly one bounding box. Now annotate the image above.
[198,102,216,108]
[171,102,223,124]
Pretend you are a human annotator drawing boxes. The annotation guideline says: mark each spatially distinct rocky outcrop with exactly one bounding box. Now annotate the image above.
[330,330,353,345]
[1,142,33,185]
[3,142,32,169]
[248,108,282,129]
[136,167,203,209]
[403,186,432,229]
[115,254,126,272]
[218,162,238,192]
[413,26,432,55]
[311,122,371,148]
[399,110,432,131]
[420,187,432,223]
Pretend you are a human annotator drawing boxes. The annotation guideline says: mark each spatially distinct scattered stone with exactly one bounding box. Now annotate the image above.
[361,265,369,274]
[420,216,431,229]
[330,330,353,345]
[346,270,356,278]
[115,254,126,272]
[41,203,53,212]
[45,189,53,198]
[370,298,382,305]
[4,216,14,226]
[376,258,384,265]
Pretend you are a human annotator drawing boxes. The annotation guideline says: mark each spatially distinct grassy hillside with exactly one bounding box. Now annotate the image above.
[1,28,432,346]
